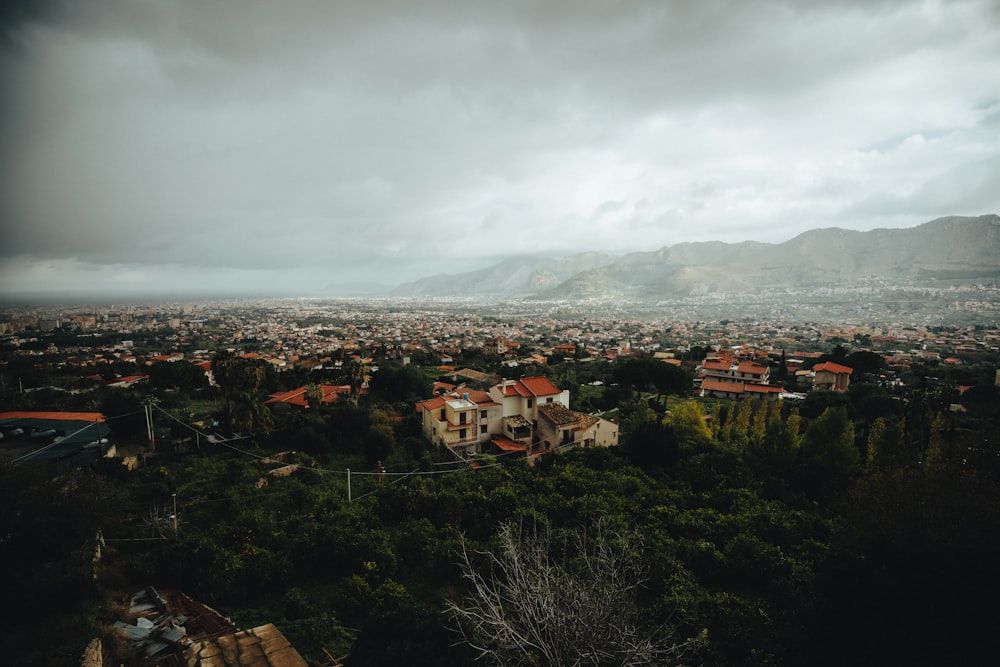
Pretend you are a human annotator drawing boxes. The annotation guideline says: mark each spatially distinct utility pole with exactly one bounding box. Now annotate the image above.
[145,398,158,450]
[172,493,177,536]
[347,468,352,502]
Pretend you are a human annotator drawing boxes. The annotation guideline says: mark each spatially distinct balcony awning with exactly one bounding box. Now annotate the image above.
[492,437,527,452]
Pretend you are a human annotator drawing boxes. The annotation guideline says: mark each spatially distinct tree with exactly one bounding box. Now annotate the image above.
[367,363,432,404]
[845,350,885,378]
[147,360,209,394]
[212,351,273,438]
[341,359,367,402]
[649,362,692,404]
[798,406,859,498]
[624,419,680,471]
[866,416,907,472]
[668,401,713,453]
[304,383,324,411]
[447,521,695,667]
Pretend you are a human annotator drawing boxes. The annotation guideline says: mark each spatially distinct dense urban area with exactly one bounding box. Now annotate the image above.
[2,296,999,666]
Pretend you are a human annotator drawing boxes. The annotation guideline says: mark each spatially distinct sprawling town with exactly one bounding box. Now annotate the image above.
[3,296,999,666]
[4,295,999,382]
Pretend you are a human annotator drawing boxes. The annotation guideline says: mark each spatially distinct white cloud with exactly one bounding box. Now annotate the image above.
[1,0,998,297]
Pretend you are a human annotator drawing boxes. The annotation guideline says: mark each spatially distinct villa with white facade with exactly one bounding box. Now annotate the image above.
[416,376,618,459]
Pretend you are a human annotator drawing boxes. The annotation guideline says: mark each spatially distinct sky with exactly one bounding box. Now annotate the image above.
[1,0,998,300]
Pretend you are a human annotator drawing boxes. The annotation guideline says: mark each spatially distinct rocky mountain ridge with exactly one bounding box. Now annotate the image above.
[389,214,1000,300]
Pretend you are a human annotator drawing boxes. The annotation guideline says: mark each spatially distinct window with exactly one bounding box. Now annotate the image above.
[527,398,533,408]
[547,397,553,403]
[480,410,487,418]
[460,412,467,425]
[439,409,445,420]
[480,425,487,435]
[459,428,467,440]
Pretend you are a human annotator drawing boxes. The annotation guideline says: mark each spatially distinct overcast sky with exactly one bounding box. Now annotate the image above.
[1,0,998,299]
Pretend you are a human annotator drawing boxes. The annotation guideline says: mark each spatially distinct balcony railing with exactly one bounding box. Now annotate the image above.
[445,418,477,431]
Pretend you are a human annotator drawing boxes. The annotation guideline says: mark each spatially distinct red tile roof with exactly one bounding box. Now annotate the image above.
[744,383,782,394]
[491,436,527,452]
[264,385,351,408]
[517,376,561,397]
[702,360,733,371]
[110,375,149,384]
[700,379,745,394]
[0,411,106,422]
[814,361,853,375]
[416,396,447,413]
[464,389,498,406]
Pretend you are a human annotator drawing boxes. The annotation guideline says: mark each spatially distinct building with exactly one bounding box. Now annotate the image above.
[112,587,308,666]
[416,376,618,459]
[264,384,352,408]
[695,356,781,400]
[813,361,853,392]
[1,411,113,463]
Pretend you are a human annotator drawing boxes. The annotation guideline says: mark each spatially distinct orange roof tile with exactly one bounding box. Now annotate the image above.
[744,383,782,394]
[0,411,106,422]
[736,361,768,374]
[814,361,853,375]
[518,376,561,397]
[702,360,733,371]
[414,398,443,416]
[264,385,351,408]
[464,389,498,406]
[700,379,745,393]
[491,436,527,452]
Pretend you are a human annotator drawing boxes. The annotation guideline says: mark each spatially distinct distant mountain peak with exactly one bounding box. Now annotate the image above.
[390,214,1000,300]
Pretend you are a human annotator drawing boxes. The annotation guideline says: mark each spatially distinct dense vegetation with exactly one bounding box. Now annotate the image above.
[2,351,999,665]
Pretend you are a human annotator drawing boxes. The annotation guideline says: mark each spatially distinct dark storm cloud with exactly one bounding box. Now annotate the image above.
[1,0,998,296]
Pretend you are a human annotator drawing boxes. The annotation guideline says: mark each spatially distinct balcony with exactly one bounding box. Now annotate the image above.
[445,417,477,431]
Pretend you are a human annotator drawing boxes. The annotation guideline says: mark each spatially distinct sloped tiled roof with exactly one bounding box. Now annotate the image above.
[184,623,307,666]
[745,383,782,394]
[517,376,561,397]
[736,361,768,375]
[464,389,499,406]
[491,436,527,452]
[264,385,351,408]
[700,379,745,394]
[814,361,853,375]
[416,396,447,414]
[0,411,106,422]
[539,403,581,426]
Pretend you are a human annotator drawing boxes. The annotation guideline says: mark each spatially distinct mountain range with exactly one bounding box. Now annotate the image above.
[389,214,1000,300]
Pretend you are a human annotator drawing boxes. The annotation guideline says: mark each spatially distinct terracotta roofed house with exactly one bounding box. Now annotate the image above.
[417,376,617,458]
[813,361,853,393]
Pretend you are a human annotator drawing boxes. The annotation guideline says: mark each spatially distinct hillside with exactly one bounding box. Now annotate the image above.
[390,215,1000,299]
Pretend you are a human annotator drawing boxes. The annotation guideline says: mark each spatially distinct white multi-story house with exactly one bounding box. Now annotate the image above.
[416,376,618,458]
[696,356,781,400]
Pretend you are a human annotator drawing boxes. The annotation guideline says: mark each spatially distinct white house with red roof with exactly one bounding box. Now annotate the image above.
[416,376,616,458]
[696,357,780,400]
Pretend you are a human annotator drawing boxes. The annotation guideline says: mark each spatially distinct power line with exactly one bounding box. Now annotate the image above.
[150,402,505,480]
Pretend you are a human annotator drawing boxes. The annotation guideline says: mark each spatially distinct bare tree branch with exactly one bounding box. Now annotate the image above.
[446,519,698,666]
